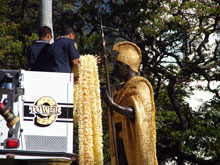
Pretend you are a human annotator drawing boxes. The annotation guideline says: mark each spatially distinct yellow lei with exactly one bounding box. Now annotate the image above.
[73,55,103,164]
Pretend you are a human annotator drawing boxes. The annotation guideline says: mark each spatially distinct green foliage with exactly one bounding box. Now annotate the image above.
[0,23,23,69]
[184,101,220,159]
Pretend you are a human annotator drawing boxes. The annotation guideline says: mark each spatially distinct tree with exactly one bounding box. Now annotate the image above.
[0,0,42,70]
[65,0,220,164]
[97,0,220,164]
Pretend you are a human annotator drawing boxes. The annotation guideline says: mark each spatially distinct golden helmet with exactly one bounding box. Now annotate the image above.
[112,41,142,73]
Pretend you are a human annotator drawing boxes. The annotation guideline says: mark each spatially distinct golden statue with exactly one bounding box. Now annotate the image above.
[101,41,158,165]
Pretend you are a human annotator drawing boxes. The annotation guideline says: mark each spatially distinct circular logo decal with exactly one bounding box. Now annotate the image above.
[30,96,61,126]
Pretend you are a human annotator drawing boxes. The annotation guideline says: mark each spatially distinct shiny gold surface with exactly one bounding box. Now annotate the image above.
[109,76,157,165]
[112,41,142,73]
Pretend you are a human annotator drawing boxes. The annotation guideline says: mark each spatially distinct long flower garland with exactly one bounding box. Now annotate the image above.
[73,55,103,165]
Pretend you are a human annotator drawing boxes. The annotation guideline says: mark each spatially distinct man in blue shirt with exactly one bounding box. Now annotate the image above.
[46,27,80,73]
[26,26,52,71]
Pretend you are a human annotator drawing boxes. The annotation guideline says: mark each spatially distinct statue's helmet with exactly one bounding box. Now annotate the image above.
[112,41,142,73]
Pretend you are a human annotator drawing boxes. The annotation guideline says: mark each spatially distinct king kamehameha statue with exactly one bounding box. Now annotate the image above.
[101,41,158,165]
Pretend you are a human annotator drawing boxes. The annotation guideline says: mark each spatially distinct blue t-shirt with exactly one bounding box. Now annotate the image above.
[46,37,80,73]
[26,40,50,71]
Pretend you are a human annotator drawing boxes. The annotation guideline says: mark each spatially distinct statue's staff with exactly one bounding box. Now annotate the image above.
[99,7,119,165]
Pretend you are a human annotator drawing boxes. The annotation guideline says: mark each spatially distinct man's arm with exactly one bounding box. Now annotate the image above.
[26,47,34,70]
[69,40,80,67]
[71,58,80,67]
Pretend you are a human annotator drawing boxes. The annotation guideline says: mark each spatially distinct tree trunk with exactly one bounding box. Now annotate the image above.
[40,0,54,43]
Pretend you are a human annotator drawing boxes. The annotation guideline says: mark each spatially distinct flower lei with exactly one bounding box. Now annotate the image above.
[73,55,103,164]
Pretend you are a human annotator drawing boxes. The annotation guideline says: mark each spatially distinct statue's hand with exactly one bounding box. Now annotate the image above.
[101,87,114,106]
[101,87,135,120]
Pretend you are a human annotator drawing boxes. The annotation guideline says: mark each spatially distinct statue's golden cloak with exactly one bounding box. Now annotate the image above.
[109,76,157,165]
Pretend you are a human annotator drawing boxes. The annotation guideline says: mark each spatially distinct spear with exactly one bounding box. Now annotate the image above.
[99,7,119,165]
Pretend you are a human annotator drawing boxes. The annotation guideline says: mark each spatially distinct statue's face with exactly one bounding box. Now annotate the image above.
[113,61,128,81]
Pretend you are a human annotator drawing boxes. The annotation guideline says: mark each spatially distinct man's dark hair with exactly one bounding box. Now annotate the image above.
[39,26,52,39]
[61,26,75,36]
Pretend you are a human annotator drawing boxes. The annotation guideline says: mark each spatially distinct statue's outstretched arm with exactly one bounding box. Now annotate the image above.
[101,88,135,120]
